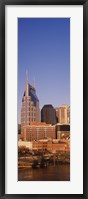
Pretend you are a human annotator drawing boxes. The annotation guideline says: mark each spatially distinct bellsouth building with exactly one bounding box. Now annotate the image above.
[21,72,40,128]
[21,72,56,141]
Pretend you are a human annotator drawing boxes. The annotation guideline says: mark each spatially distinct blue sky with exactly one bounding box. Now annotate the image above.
[18,18,70,124]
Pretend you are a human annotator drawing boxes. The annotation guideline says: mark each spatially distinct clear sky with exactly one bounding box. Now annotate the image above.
[18,18,70,124]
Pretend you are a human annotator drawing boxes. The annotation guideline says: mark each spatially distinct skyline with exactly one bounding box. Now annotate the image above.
[18,18,70,124]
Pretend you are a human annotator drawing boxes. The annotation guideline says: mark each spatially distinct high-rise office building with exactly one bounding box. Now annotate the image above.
[41,104,56,125]
[55,108,59,123]
[21,72,40,128]
[67,106,70,123]
[57,104,69,124]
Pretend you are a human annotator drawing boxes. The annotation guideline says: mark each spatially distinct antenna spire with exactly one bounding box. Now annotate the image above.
[26,70,28,96]
[33,76,35,88]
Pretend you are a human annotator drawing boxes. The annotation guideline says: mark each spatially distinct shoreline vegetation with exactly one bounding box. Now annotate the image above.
[18,147,70,169]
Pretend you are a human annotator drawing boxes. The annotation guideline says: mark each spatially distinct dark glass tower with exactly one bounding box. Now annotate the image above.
[41,104,56,125]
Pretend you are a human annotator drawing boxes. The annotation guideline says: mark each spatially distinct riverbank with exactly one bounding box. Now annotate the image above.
[18,151,70,181]
[18,151,70,168]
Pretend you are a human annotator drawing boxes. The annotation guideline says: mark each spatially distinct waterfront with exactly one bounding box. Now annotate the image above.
[18,164,70,181]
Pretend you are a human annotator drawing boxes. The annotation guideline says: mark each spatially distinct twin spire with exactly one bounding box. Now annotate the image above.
[26,70,35,96]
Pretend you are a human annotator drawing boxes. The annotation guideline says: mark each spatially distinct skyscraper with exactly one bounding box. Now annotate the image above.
[57,104,69,124]
[21,72,40,128]
[67,106,70,123]
[41,104,56,125]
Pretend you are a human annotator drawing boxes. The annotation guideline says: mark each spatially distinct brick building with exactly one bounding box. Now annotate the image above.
[32,139,69,152]
[21,122,56,141]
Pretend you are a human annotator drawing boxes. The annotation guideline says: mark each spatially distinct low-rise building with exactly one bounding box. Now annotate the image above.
[18,140,32,149]
[56,123,70,139]
[32,139,69,152]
